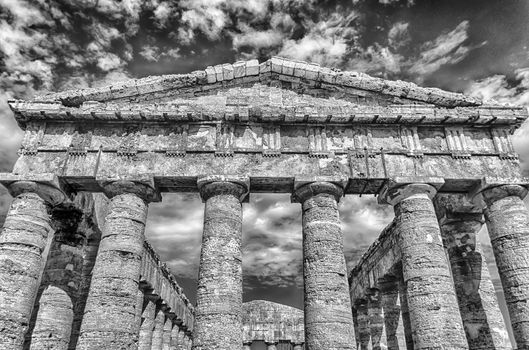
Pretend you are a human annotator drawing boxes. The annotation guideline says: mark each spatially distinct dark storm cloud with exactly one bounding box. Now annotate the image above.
[1,0,529,304]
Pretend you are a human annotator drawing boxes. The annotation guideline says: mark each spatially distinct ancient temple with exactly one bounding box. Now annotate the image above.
[0,57,528,350]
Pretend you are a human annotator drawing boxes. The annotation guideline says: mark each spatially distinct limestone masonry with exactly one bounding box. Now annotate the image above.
[0,57,528,349]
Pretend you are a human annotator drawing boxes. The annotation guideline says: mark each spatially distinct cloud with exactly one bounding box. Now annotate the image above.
[409,20,471,78]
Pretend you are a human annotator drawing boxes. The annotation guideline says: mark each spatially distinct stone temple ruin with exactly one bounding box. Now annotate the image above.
[0,56,528,350]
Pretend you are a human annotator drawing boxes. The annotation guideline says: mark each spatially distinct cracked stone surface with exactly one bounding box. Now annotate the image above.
[77,189,150,350]
[294,181,356,350]
[483,185,529,349]
[192,179,248,350]
[393,187,468,349]
[0,190,54,350]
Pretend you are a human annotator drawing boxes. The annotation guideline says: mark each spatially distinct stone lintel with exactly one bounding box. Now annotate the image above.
[291,176,348,203]
[377,176,445,205]
[0,172,68,206]
[196,174,250,202]
[96,175,161,203]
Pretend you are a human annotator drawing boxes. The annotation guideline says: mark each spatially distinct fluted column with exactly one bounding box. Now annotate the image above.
[0,178,66,349]
[354,301,370,350]
[368,290,383,350]
[398,273,413,350]
[77,179,160,349]
[293,180,356,349]
[175,329,187,350]
[169,324,179,349]
[481,184,529,349]
[151,308,166,350]
[380,180,468,349]
[162,318,173,350]
[379,277,401,350]
[138,299,156,350]
[435,193,510,349]
[192,175,249,350]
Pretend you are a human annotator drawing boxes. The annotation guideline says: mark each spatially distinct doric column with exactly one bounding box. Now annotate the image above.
[138,299,156,350]
[354,300,370,350]
[435,193,510,349]
[480,184,529,348]
[29,199,87,350]
[169,324,180,349]
[175,329,187,350]
[379,179,467,349]
[77,179,160,349]
[368,290,384,350]
[151,308,166,350]
[192,175,249,350]
[162,317,173,350]
[398,273,413,350]
[292,179,356,349]
[0,176,66,349]
[265,341,278,350]
[379,277,400,350]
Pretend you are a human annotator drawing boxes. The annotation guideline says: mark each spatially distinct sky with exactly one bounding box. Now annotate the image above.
[1,0,529,312]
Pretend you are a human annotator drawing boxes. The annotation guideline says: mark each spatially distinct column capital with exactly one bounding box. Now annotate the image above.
[291,177,347,203]
[197,175,250,202]
[433,193,484,226]
[97,177,161,203]
[377,177,444,205]
[0,173,68,206]
[480,184,528,206]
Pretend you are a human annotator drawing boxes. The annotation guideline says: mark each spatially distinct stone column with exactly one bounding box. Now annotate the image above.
[169,324,180,349]
[355,301,370,350]
[379,180,468,349]
[481,184,529,348]
[0,177,66,349]
[292,180,356,349]
[368,290,384,350]
[162,318,173,350]
[151,308,166,350]
[398,272,413,350]
[138,299,156,350]
[192,175,249,350]
[379,277,401,350]
[435,193,510,350]
[175,329,187,350]
[77,179,160,349]
[29,200,87,350]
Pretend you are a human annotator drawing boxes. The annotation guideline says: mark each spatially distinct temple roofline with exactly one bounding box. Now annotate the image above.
[25,56,481,108]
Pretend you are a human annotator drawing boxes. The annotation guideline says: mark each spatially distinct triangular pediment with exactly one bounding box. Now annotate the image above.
[33,57,480,108]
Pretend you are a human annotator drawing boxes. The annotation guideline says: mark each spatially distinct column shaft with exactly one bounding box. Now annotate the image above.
[162,318,173,350]
[151,309,165,350]
[77,190,150,349]
[482,185,529,349]
[368,291,384,350]
[355,302,371,350]
[138,299,156,350]
[295,181,356,349]
[398,274,413,350]
[393,188,467,349]
[0,191,53,349]
[192,177,247,350]
[169,324,180,349]
[440,215,510,349]
[380,278,401,350]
